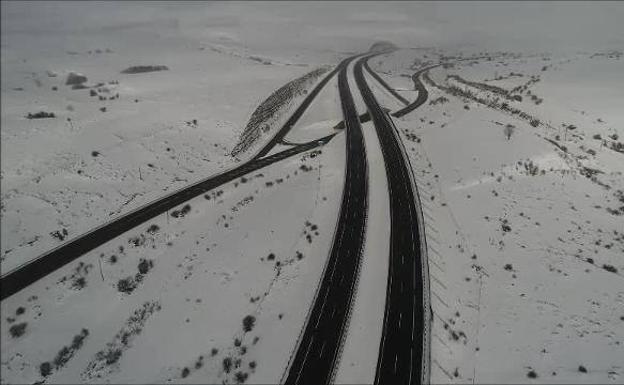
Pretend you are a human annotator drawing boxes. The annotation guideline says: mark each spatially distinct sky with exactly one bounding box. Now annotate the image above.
[2,1,623,56]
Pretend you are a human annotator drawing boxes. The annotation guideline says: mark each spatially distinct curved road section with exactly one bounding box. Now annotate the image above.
[392,65,438,118]
[354,55,431,385]
[283,58,369,385]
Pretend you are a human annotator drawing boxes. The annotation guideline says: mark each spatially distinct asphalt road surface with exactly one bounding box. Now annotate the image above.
[283,56,370,385]
[355,55,430,385]
[393,65,439,118]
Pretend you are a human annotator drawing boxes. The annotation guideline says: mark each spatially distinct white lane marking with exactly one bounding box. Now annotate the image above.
[295,336,315,384]
[408,346,414,384]
[319,340,327,358]
[316,288,331,328]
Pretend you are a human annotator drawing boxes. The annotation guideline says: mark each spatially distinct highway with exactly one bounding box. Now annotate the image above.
[1,46,433,385]
[355,55,430,385]
[283,57,370,385]
[1,53,368,301]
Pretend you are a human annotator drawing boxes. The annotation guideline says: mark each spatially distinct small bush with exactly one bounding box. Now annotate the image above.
[527,370,538,379]
[578,365,587,373]
[73,277,86,289]
[16,307,25,315]
[181,367,190,378]
[104,349,122,365]
[9,322,27,338]
[146,224,159,234]
[27,111,55,119]
[504,264,513,271]
[117,277,138,294]
[137,259,153,275]
[530,119,540,127]
[602,264,618,273]
[242,315,256,332]
[171,204,192,218]
[234,371,249,384]
[504,124,515,140]
[40,362,52,377]
[223,357,233,373]
[121,65,169,74]
[50,228,68,241]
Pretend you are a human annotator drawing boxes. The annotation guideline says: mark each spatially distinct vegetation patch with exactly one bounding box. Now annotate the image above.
[26,111,55,119]
[40,329,90,377]
[231,66,330,156]
[121,65,169,74]
[82,301,161,380]
[9,322,27,338]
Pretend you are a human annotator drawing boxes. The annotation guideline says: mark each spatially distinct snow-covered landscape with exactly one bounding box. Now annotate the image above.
[1,2,623,384]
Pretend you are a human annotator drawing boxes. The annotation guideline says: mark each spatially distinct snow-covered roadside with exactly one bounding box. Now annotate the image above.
[0,8,331,273]
[1,132,346,384]
[390,50,624,383]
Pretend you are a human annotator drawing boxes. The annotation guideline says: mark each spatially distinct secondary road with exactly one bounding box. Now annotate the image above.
[393,65,438,118]
[355,56,430,385]
[283,56,370,385]
[0,54,363,301]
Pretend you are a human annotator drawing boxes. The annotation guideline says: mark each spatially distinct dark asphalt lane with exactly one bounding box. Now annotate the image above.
[283,57,370,385]
[392,65,439,118]
[354,55,430,385]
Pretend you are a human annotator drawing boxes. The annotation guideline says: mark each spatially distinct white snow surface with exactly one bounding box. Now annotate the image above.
[2,2,624,384]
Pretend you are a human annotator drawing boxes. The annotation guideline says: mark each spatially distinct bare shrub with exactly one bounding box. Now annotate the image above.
[503,124,515,140]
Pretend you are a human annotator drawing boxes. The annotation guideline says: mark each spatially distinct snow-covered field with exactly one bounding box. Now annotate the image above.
[2,2,623,384]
